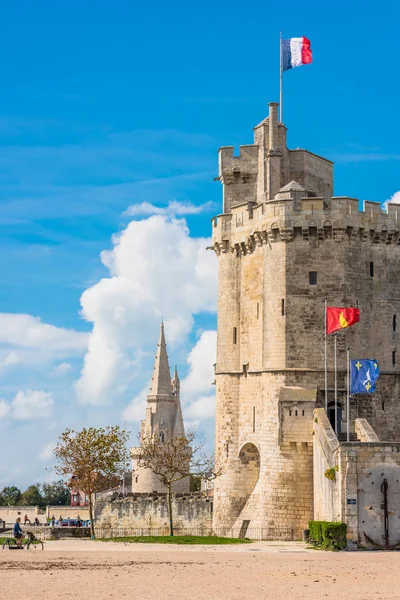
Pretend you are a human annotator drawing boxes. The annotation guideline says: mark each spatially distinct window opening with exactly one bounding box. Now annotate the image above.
[370,261,374,277]
[233,327,237,345]
[309,271,317,286]
[160,431,165,442]
[252,407,256,433]
[393,315,397,332]
[281,299,285,316]
[392,350,396,366]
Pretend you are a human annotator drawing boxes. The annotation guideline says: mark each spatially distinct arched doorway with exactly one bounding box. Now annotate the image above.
[327,401,342,434]
[238,443,260,499]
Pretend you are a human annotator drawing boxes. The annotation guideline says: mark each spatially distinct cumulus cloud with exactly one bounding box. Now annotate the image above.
[52,362,73,376]
[0,314,88,373]
[0,314,88,351]
[75,215,217,405]
[11,390,54,420]
[181,331,217,420]
[123,200,216,217]
[0,390,54,420]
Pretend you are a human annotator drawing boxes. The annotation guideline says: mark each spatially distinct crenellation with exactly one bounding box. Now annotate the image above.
[212,100,400,543]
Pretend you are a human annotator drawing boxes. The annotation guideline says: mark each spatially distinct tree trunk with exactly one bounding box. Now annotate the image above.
[167,482,174,537]
[88,492,95,539]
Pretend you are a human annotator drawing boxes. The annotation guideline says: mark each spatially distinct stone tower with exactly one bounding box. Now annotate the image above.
[211,102,400,538]
[131,323,189,494]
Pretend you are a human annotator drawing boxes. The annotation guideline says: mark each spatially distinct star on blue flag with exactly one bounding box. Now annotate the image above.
[350,359,380,394]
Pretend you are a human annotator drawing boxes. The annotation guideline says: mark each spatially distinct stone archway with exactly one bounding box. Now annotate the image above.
[238,443,260,503]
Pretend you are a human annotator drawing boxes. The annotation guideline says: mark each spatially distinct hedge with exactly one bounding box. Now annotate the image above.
[308,520,347,550]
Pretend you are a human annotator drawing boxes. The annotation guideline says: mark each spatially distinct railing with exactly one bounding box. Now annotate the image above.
[93,525,295,541]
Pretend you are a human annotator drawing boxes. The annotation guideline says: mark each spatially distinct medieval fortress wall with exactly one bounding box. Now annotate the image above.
[211,102,400,540]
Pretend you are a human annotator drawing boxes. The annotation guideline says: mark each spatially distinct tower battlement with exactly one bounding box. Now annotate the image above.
[212,196,400,255]
[212,101,400,540]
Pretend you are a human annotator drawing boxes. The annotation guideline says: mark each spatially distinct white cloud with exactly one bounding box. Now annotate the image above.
[181,331,217,420]
[0,314,87,351]
[52,362,73,376]
[75,215,217,405]
[123,200,216,217]
[122,385,148,423]
[39,442,55,461]
[0,400,9,418]
[9,390,54,420]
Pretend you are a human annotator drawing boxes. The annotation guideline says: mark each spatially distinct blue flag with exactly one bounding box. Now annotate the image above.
[350,359,380,394]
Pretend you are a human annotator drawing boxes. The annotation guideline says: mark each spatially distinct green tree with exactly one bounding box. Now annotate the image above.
[0,486,21,506]
[54,426,130,539]
[41,480,70,506]
[136,432,216,536]
[21,484,43,506]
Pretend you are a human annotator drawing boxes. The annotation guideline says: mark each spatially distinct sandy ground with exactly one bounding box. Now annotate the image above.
[1,539,399,600]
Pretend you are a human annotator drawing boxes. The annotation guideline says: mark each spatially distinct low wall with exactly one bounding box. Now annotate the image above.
[95,493,213,534]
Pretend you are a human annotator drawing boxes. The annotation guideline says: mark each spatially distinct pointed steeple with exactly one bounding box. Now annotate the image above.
[149,322,173,396]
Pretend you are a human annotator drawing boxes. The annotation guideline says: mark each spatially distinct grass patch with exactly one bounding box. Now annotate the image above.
[97,535,252,545]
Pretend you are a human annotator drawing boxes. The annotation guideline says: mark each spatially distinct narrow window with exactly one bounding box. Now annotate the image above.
[252,407,256,433]
[295,410,298,416]
[281,299,285,316]
[370,261,374,277]
[233,327,237,345]
[226,443,229,457]
[309,271,317,286]
[289,410,292,416]
[160,431,165,442]
[257,302,259,320]
[243,363,248,377]
[302,409,305,416]
[393,315,397,332]
[382,401,385,411]
[393,351,396,366]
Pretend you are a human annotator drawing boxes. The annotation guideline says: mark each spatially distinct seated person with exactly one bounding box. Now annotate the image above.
[13,517,24,547]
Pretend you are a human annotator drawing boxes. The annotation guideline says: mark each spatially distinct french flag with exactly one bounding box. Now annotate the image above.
[282,37,313,71]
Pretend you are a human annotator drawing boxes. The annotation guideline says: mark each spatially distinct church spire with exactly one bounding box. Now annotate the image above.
[149,322,173,396]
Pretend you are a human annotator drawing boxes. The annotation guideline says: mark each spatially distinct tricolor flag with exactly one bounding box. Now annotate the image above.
[326,306,360,335]
[282,37,313,71]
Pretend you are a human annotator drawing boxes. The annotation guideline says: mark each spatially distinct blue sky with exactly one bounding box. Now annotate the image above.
[0,0,399,489]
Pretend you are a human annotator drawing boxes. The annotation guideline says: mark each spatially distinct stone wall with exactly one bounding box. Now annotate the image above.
[313,409,400,548]
[95,494,213,534]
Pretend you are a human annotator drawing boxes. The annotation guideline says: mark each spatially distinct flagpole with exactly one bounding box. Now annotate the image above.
[347,348,350,442]
[280,31,283,122]
[324,299,328,413]
[334,334,338,434]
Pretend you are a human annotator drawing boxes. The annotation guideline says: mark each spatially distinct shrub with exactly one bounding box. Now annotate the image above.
[308,520,347,551]
[324,465,338,481]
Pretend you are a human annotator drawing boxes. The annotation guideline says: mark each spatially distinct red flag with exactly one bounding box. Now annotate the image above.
[326,307,360,335]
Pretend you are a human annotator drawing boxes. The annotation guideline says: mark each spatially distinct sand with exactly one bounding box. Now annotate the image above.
[1,539,398,600]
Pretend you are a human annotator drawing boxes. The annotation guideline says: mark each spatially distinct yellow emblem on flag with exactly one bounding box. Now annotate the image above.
[339,312,349,329]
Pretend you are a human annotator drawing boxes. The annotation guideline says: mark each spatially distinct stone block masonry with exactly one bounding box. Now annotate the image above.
[211,100,400,540]
[95,494,213,534]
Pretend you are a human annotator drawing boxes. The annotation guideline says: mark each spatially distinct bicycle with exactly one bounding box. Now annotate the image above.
[2,530,44,550]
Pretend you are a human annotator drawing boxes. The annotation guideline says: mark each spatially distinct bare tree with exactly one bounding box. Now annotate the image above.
[136,431,217,536]
[53,426,130,539]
